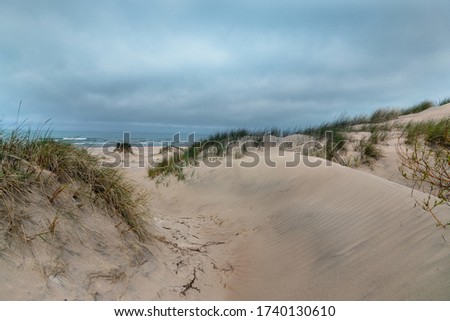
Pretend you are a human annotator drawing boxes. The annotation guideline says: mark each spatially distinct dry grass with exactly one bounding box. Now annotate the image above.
[0,125,148,240]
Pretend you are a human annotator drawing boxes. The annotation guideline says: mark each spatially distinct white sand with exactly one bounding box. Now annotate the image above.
[127,154,449,300]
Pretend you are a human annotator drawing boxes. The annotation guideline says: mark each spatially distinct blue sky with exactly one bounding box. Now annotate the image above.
[1,0,450,132]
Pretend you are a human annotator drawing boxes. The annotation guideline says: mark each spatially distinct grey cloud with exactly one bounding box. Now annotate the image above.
[1,0,450,131]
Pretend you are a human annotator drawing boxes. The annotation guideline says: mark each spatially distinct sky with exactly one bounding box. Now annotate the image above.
[1,0,450,133]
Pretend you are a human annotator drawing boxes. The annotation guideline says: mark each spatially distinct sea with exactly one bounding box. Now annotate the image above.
[1,129,212,147]
[53,130,213,147]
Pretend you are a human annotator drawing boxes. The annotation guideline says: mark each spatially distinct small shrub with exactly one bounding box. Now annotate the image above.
[114,142,134,154]
[398,141,450,228]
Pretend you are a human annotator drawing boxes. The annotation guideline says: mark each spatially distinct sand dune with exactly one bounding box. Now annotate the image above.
[398,103,450,123]
[1,105,450,300]
[135,102,450,299]
[355,103,450,186]
[146,155,449,300]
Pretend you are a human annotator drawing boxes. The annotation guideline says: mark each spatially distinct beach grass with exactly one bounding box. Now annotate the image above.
[402,119,450,147]
[148,156,185,181]
[0,124,148,240]
[146,97,445,179]
[299,100,435,138]
[359,137,383,163]
[400,100,435,115]
[439,97,450,106]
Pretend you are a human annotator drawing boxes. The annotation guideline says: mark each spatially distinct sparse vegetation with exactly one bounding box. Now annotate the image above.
[299,100,435,138]
[369,108,400,123]
[398,117,450,227]
[402,119,450,147]
[1,125,148,240]
[146,96,446,179]
[369,128,388,144]
[359,138,383,163]
[400,100,435,115]
[398,139,450,228]
[185,128,283,160]
[324,131,347,163]
[147,156,185,182]
[439,97,450,106]
[114,142,134,154]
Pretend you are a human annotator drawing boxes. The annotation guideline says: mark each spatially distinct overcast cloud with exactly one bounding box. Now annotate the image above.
[1,0,450,132]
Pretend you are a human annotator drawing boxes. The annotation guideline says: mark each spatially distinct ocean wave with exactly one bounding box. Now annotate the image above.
[63,137,88,141]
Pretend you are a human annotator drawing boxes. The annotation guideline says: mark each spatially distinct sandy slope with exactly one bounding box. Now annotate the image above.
[355,103,450,185]
[136,154,449,300]
[136,104,450,300]
[398,103,450,123]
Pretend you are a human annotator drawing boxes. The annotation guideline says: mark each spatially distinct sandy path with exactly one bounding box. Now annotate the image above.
[122,150,450,300]
[90,104,450,300]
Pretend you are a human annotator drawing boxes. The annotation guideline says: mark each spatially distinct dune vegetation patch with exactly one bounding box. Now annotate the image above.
[398,118,450,227]
[147,156,185,182]
[145,97,448,180]
[402,119,450,148]
[0,125,148,241]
